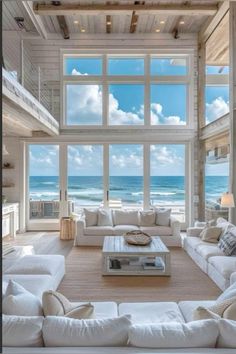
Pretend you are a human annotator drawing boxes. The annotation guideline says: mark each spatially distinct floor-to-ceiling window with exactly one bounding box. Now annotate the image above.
[204,136,230,221]
[67,145,103,213]
[150,144,186,222]
[28,144,60,220]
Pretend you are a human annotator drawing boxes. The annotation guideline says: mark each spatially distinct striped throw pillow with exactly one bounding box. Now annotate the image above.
[218,227,236,256]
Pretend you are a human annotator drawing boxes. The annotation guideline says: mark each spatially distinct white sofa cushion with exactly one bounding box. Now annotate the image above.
[128,320,218,348]
[97,209,113,226]
[155,208,171,226]
[185,236,204,249]
[178,300,216,322]
[3,280,43,316]
[43,315,131,347]
[139,211,156,226]
[217,319,236,348]
[208,256,236,280]
[5,255,65,276]
[113,210,139,226]
[2,280,8,297]
[3,315,44,347]
[140,226,171,236]
[195,244,224,260]
[70,301,118,319]
[113,225,139,235]
[84,226,114,236]
[3,274,53,298]
[118,302,185,324]
[84,208,98,227]
[217,281,236,302]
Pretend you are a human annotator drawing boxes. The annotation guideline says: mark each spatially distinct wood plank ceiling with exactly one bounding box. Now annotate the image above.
[3,0,222,35]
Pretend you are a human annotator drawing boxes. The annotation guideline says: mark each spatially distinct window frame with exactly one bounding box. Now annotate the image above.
[60,49,194,129]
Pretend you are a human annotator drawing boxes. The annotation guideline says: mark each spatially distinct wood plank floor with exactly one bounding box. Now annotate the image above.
[58,246,221,303]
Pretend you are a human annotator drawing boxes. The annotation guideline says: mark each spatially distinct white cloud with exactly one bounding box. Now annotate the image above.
[30,151,54,167]
[205,97,229,124]
[151,146,183,166]
[150,103,185,125]
[111,153,142,169]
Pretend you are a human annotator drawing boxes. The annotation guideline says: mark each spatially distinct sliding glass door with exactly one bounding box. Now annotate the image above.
[150,144,186,222]
[109,144,143,208]
[28,144,60,222]
[67,145,103,213]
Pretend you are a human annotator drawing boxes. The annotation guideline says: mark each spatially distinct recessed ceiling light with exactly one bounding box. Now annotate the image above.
[155,28,160,33]
[107,21,112,25]
[74,20,79,24]
[179,21,185,25]
[160,20,165,24]
[81,28,86,32]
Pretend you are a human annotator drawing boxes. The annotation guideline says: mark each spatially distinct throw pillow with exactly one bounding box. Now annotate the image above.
[42,290,94,319]
[97,209,113,226]
[193,296,236,321]
[217,281,236,302]
[218,227,236,256]
[2,280,8,298]
[3,280,43,316]
[83,208,98,227]
[3,315,44,347]
[128,320,218,348]
[113,210,139,226]
[43,315,132,347]
[155,208,171,226]
[139,211,156,226]
[216,219,234,238]
[199,226,222,243]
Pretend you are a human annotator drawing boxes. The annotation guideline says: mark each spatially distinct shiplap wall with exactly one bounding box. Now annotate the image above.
[3,31,22,81]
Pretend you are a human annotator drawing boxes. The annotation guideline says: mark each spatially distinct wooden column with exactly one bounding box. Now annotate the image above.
[229,2,236,223]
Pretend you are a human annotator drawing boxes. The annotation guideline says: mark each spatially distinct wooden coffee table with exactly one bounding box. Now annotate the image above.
[102,236,171,276]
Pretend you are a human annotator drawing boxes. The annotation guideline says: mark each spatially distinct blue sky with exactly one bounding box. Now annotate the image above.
[29,61,229,177]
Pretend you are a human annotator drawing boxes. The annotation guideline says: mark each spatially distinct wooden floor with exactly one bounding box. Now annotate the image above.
[58,246,221,303]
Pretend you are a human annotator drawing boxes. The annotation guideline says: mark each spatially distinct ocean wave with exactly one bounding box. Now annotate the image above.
[151,192,177,196]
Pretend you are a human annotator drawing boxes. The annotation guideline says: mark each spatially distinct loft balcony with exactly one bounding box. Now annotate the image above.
[2,67,59,137]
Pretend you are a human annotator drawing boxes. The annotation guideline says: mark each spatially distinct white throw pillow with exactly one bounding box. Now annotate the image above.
[97,209,113,226]
[216,218,234,237]
[139,211,156,226]
[2,280,8,298]
[155,208,171,226]
[3,315,44,347]
[217,281,236,302]
[83,208,98,227]
[3,280,43,316]
[113,210,139,226]
[43,315,131,347]
[217,319,236,348]
[128,320,219,348]
[199,226,222,243]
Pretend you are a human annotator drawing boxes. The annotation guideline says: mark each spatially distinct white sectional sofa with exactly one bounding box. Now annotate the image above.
[3,254,65,298]
[75,208,181,247]
[185,218,236,290]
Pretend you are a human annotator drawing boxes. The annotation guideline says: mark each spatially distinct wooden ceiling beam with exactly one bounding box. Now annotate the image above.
[52,1,70,39]
[106,15,112,33]
[33,3,217,17]
[130,12,139,33]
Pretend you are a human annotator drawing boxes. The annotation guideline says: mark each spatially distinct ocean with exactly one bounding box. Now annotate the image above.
[29,176,229,207]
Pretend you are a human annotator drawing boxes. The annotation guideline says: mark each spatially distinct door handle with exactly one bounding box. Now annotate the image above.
[59,190,62,201]
[65,190,67,201]
[107,190,109,201]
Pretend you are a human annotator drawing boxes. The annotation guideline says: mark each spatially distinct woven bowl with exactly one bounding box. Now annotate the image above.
[123,230,152,246]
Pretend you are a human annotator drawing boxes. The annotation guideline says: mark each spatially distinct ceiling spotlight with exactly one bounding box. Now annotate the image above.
[160,20,165,24]
[107,21,112,25]
[74,20,79,24]
[155,28,160,33]
[179,21,185,25]
[14,17,25,30]
[81,28,86,32]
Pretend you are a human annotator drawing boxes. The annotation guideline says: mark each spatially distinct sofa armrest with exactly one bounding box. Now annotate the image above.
[74,217,86,246]
[230,272,236,286]
[186,227,204,237]
[170,216,181,237]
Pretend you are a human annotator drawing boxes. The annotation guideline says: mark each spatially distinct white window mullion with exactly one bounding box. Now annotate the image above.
[59,143,68,217]
[102,54,108,127]
[145,54,151,127]
[143,143,150,209]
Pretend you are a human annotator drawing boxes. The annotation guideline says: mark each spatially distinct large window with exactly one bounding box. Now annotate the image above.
[62,53,192,127]
[150,144,186,222]
[28,145,60,220]
[67,145,103,212]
